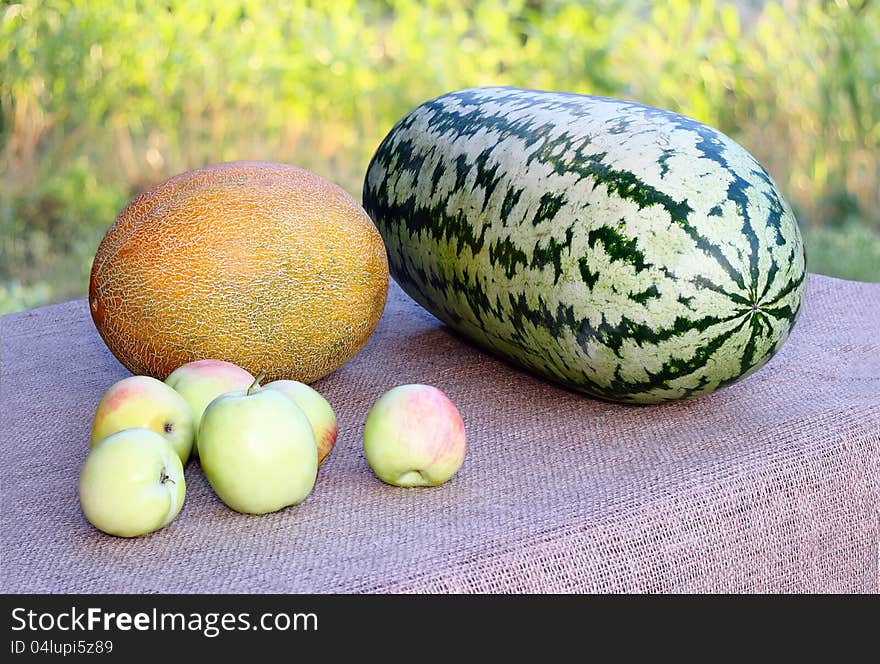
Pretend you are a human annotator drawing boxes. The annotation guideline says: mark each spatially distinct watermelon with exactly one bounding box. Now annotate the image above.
[362,87,806,404]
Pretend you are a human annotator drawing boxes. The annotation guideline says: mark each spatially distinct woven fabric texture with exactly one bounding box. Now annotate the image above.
[1,274,878,594]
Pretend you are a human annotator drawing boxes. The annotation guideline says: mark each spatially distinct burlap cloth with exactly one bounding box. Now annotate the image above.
[1,274,878,594]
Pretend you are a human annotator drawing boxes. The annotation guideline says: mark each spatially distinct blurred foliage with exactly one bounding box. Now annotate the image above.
[1,0,878,314]
[803,221,880,283]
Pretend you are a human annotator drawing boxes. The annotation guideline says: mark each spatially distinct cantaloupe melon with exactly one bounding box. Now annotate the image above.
[89,161,389,383]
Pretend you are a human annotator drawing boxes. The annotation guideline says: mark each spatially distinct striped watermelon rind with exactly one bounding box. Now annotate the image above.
[363,87,806,404]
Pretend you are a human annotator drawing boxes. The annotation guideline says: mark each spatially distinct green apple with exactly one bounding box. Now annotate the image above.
[164,359,255,457]
[79,428,186,538]
[90,375,194,464]
[363,384,466,487]
[259,380,337,466]
[198,374,318,514]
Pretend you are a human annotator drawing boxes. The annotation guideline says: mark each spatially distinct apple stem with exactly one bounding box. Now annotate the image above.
[247,371,267,396]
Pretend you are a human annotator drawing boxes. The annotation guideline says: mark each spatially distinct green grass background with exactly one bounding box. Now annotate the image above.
[2,0,878,315]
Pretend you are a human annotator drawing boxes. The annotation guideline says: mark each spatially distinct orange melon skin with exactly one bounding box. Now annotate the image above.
[89,161,389,383]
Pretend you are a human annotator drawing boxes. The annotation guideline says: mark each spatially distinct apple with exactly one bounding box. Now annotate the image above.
[259,380,337,465]
[164,359,255,457]
[90,375,195,464]
[363,384,466,487]
[79,428,186,537]
[198,373,318,514]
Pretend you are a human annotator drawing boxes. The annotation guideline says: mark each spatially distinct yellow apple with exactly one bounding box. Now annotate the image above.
[363,384,466,487]
[90,375,194,464]
[79,428,186,537]
[199,374,318,515]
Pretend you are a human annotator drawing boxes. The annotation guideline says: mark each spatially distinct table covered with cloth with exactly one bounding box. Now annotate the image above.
[1,274,878,593]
